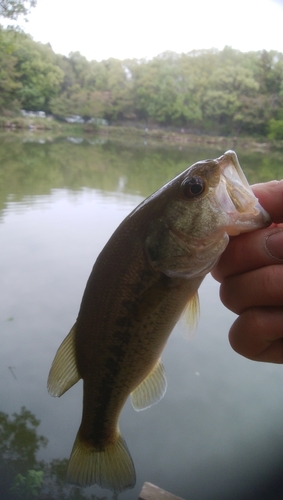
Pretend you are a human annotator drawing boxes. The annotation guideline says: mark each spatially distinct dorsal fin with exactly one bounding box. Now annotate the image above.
[47,324,81,397]
[131,358,167,411]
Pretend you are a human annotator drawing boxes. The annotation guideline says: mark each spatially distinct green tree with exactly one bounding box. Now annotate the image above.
[268,118,283,139]
[50,85,109,119]
[68,51,90,88]
[201,55,260,133]
[0,26,22,111]
[99,58,135,121]
[1,34,283,135]
[0,0,36,20]
[129,55,182,124]
[13,32,64,111]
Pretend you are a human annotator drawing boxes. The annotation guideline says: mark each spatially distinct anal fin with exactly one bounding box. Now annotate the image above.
[131,358,167,411]
[47,323,81,397]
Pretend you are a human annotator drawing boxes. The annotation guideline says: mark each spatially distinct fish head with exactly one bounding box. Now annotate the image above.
[145,150,270,279]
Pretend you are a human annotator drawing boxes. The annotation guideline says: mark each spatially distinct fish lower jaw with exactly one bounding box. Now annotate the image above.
[224,202,271,236]
[225,222,262,236]
[225,214,270,236]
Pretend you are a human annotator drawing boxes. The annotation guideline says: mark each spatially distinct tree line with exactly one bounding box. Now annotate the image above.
[1,25,283,137]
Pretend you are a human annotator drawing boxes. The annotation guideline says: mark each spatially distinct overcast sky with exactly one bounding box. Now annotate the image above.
[18,0,283,61]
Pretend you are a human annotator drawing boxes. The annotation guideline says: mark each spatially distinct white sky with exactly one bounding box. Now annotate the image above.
[17,0,283,61]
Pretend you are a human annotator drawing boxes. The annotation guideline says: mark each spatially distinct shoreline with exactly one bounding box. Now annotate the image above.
[0,116,279,151]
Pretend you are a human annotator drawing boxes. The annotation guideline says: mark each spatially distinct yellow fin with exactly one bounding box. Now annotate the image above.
[47,324,80,397]
[131,358,167,411]
[67,431,136,492]
[182,291,200,341]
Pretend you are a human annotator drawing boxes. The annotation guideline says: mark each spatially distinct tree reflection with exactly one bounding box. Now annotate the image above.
[0,407,107,500]
[0,136,282,220]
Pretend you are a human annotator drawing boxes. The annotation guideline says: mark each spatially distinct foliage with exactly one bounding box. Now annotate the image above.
[49,86,108,119]
[1,25,283,136]
[14,32,64,111]
[0,27,64,112]
[268,118,283,139]
[0,27,21,110]
[0,0,36,21]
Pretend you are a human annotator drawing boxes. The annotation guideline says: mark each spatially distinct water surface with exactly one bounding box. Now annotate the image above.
[1,134,283,499]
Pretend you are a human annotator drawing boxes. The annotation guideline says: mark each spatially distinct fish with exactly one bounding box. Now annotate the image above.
[47,150,270,493]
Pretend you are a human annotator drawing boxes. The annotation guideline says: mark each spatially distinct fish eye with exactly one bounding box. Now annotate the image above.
[182,176,205,198]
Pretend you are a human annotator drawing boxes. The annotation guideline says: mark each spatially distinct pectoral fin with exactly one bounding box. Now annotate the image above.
[47,324,81,397]
[183,291,200,340]
[131,358,167,411]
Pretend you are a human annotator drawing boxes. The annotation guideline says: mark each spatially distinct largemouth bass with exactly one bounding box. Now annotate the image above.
[48,150,270,492]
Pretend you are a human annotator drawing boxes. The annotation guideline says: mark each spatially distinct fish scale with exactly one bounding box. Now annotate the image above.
[48,150,270,492]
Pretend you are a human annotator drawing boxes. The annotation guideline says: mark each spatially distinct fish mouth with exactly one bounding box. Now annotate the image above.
[216,150,271,235]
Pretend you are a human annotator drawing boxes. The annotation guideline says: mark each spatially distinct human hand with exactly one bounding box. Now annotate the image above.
[212,180,283,363]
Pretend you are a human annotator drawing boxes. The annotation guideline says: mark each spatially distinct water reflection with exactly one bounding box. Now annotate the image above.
[1,135,283,215]
[0,406,107,500]
[1,135,283,499]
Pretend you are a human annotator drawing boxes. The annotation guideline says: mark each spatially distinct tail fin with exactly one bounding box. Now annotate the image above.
[66,431,136,492]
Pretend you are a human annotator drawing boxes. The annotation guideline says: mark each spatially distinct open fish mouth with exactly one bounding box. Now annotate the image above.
[216,150,271,235]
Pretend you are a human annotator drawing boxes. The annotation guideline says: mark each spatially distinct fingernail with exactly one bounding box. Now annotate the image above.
[265,230,283,260]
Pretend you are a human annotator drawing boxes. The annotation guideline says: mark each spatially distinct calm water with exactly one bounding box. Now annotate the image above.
[1,132,283,500]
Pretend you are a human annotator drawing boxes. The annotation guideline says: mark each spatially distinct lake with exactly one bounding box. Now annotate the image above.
[1,132,283,500]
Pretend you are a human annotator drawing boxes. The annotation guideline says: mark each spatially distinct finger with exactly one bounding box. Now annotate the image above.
[252,180,283,224]
[212,226,283,282]
[212,180,283,282]
[219,265,283,314]
[229,307,283,363]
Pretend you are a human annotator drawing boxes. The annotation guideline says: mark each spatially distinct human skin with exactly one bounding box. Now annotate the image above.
[211,180,283,363]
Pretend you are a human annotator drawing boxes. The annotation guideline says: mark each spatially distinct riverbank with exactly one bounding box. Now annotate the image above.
[100,125,272,152]
[0,115,280,151]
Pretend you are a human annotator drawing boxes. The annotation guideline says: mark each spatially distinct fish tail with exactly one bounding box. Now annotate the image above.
[66,431,136,492]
